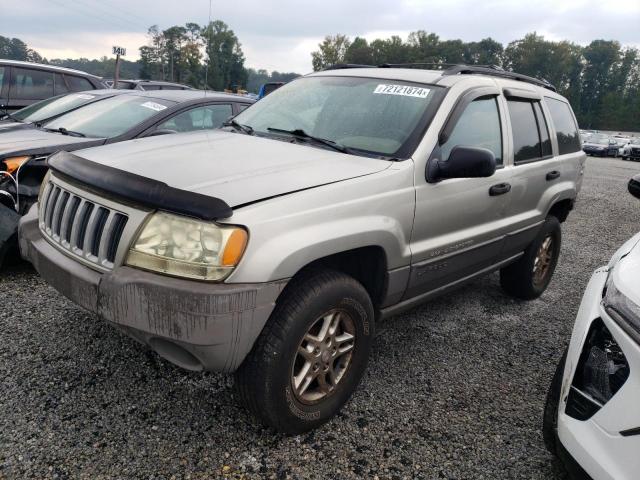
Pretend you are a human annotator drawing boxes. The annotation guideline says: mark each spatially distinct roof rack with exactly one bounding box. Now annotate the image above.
[441,65,556,92]
[323,64,376,70]
[322,62,556,92]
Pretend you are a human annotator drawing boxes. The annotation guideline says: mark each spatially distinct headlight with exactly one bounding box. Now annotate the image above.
[125,211,248,281]
[2,155,31,175]
[603,274,640,336]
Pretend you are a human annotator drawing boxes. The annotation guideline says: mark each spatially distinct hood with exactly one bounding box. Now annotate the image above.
[72,130,392,207]
[0,128,104,159]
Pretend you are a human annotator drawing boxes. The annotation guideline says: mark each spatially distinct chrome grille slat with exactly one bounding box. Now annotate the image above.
[60,196,81,245]
[52,191,69,238]
[81,205,101,256]
[44,187,60,231]
[38,179,130,271]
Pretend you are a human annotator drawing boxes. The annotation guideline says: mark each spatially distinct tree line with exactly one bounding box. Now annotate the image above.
[0,22,296,94]
[3,28,639,131]
[311,32,640,132]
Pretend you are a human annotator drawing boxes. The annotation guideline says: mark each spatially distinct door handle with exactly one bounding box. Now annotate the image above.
[489,183,511,196]
[546,170,561,181]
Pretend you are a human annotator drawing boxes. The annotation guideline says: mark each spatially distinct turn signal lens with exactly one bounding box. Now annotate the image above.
[222,229,248,266]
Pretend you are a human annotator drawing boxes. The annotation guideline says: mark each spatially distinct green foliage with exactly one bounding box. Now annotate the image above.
[311,32,640,131]
[0,35,43,62]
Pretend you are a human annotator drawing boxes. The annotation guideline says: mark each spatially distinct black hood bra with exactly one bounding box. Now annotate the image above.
[47,151,233,221]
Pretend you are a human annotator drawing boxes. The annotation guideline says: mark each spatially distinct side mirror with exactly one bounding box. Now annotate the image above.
[428,146,497,182]
[629,175,640,200]
[144,129,178,137]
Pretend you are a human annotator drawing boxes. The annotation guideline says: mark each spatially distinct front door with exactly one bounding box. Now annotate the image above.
[405,94,513,300]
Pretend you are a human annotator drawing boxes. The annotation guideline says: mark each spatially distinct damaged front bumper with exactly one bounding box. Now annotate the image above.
[19,205,287,373]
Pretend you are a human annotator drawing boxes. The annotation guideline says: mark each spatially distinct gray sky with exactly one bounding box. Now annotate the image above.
[2,0,639,73]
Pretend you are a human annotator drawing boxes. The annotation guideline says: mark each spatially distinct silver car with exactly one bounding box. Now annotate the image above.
[19,65,586,433]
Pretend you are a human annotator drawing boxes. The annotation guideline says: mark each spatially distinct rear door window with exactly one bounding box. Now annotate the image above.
[10,67,54,99]
[441,97,503,165]
[65,75,93,92]
[533,102,552,157]
[545,97,581,155]
[0,67,5,92]
[508,100,544,163]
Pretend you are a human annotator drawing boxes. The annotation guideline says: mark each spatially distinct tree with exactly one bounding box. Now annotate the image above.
[344,37,373,65]
[311,35,351,71]
[201,20,247,90]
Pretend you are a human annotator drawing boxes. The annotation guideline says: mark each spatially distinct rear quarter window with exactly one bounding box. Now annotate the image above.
[544,97,581,155]
[66,75,94,92]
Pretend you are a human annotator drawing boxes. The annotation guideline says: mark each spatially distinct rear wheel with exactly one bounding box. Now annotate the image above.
[500,216,561,300]
[234,268,374,434]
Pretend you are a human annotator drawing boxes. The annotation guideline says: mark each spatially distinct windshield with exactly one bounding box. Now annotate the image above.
[234,76,439,157]
[12,93,103,123]
[591,137,610,145]
[44,95,175,138]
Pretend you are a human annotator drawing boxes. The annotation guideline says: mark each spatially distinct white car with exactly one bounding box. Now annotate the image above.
[620,138,640,161]
[544,174,640,479]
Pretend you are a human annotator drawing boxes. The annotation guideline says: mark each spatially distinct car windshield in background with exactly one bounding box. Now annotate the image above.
[234,76,438,157]
[44,95,175,138]
[593,137,610,145]
[11,92,102,123]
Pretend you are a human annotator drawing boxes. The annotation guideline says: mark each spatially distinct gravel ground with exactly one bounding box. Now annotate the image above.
[1,156,639,480]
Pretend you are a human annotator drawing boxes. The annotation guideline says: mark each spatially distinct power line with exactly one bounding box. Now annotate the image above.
[66,0,148,31]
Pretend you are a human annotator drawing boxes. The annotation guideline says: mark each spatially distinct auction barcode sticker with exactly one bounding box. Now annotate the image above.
[373,84,430,98]
[140,101,167,112]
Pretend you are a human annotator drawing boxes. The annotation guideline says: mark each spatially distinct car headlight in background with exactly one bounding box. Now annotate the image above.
[603,274,640,335]
[2,155,31,175]
[125,211,248,281]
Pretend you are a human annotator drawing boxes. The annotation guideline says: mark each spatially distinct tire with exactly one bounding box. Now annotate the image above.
[543,349,567,453]
[234,268,374,434]
[500,216,562,300]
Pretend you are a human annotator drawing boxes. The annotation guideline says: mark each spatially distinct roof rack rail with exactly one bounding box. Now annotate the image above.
[442,64,556,92]
[322,62,556,92]
[378,62,465,70]
[323,64,375,70]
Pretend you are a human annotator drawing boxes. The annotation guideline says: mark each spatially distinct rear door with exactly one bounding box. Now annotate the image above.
[406,88,513,300]
[502,91,584,257]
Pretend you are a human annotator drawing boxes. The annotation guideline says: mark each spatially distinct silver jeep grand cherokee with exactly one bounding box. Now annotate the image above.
[19,65,586,433]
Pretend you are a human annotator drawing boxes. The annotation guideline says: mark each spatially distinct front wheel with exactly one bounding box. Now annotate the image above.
[500,216,562,300]
[543,349,567,453]
[234,268,374,434]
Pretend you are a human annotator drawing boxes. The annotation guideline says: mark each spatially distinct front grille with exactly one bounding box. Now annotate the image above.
[39,181,128,268]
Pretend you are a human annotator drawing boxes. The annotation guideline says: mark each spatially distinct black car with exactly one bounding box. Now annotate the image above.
[582,136,618,157]
[0,89,122,132]
[0,90,254,266]
[0,60,105,113]
[105,79,194,91]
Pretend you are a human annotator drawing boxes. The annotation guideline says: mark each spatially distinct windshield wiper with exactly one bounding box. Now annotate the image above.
[223,119,254,135]
[266,127,351,154]
[43,127,86,137]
